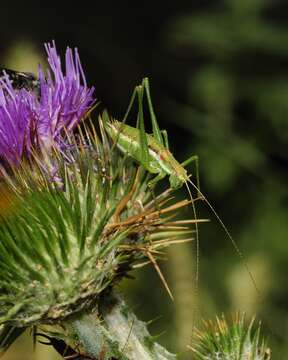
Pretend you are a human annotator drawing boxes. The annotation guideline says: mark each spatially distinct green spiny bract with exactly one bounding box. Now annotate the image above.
[0,114,195,329]
[188,313,271,360]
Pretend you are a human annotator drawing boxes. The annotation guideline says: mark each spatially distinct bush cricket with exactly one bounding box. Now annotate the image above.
[103,78,259,298]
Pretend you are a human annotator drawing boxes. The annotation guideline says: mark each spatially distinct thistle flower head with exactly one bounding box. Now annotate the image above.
[0,41,95,166]
[0,114,195,328]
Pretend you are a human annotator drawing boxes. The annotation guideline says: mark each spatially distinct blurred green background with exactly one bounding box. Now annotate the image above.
[1,0,287,358]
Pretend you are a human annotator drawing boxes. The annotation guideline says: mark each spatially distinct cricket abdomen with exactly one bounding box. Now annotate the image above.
[106,120,188,185]
[106,121,160,174]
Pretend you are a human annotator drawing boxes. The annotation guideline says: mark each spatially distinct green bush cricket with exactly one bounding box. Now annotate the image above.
[103,79,201,300]
[103,78,259,299]
[105,79,200,191]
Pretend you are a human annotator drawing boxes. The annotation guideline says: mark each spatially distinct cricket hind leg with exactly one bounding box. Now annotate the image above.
[138,79,168,198]
[136,84,166,211]
[135,84,165,220]
[130,78,168,170]
[107,84,143,172]
[139,80,173,219]
[142,77,165,146]
[161,129,169,149]
[110,85,139,153]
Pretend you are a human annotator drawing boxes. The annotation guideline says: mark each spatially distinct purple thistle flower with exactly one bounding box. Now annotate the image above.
[0,79,38,165]
[0,41,95,166]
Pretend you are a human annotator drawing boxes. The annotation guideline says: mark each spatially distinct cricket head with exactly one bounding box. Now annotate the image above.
[169,173,185,189]
[169,160,189,189]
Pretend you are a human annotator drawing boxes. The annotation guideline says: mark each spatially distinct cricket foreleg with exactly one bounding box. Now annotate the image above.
[147,172,166,189]
[147,172,166,220]
[181,155,201,195]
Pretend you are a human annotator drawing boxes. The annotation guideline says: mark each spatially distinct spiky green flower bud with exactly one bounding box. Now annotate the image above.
[188,313,271,360]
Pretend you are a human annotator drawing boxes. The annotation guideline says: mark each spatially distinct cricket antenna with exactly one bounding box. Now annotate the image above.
[184,180,200,340]
[184,181,200,287]
[187,178,261,297]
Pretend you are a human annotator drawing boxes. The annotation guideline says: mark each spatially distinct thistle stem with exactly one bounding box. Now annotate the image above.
[63,292,176,360]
